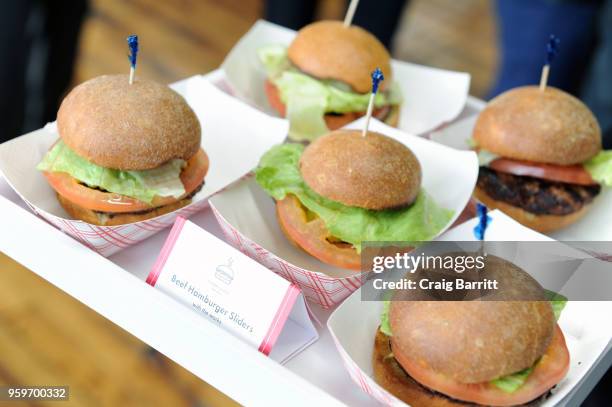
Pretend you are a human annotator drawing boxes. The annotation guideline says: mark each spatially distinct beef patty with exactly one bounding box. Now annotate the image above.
[478,167,600,216]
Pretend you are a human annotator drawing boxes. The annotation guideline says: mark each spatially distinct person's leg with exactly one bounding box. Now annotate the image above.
[583,367,612,406]
[38,0,88,128]
[353,0,408,49]
[264,0,317,30]
[0,1,32,143]
[581,0,612,149]
[489,0,600,99]
[352,0,408,49]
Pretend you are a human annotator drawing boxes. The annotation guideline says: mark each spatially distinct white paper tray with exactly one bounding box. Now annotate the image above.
[0,73,610,406]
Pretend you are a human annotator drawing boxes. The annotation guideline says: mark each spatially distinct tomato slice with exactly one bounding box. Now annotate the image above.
[264,80,390,130]
[276,194,362,270]
[488,157,596,186]
[392,324,569,406]
[43,148,209,213]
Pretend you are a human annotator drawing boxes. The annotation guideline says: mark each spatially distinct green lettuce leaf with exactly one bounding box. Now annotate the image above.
[378,290,567,393]
[584,150,612,187]
[380,300,393,336]
[275,72,329,141]
[255,143,453,252]
[258,45,402,141]
[257,44,291,78]
[477,149,499,166]
[466,137,478,149]
[463,139,498,166]
[490,290,566,393]
[491,366,534,394]
[37,141,186,204]
[544,289,568,321]
[472,143,612,188]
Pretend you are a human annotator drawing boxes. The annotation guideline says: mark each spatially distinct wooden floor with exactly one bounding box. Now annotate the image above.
[75,0,495,97]
[0,253,238,407]
[0,1,496,406]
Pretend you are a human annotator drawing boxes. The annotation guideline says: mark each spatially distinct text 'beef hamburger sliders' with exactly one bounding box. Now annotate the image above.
[255,69,450,271]
[374,255,570,406]
[37,36,208,226]
[258,18,402,141]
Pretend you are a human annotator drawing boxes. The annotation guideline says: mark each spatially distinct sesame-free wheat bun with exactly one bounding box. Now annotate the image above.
[287,20,392,93]
[57,74,201,171]
[299,130,421,210]
[473,86,601,165]
[269,130,421,271]
[390,301,554,385]
[472,86,602,233]
[373,255,570,406]
[39,74,208,226]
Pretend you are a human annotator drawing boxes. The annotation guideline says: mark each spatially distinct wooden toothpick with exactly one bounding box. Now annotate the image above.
[127,35,139,85]
[539,35,559,91]
[343,0,360,27]
[362,68,384,137]
[539,64,550,91]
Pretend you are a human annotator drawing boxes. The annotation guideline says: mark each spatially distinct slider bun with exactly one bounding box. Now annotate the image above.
[57,193,193,226]
[288,20,392,93]
[57,74,201,171]
[389,255,555,383]
[299,130,421,210]
[473,86,601,165]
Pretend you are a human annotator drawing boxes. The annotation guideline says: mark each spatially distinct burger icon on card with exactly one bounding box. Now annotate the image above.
[215,258,234,285]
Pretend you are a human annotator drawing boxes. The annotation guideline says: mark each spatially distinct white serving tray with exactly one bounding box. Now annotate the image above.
[0,71,609,406]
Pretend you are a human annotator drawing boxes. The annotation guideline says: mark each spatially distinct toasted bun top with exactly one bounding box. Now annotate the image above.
[299,130,421,210]
[473,86,601,165]
[389,255,555,383]
[57,74,201,170]
[287,20,392,93]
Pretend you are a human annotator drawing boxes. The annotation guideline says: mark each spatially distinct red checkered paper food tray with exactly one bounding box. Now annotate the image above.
[0,75,288,257]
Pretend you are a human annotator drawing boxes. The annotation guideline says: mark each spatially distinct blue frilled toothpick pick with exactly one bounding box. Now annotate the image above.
[127,35,139,84]
[539,34,560,91]
[473,203,491,254]
[362,68,384,137]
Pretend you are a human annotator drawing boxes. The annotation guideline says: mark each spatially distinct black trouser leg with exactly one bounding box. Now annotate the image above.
[39,0,88,128]
[352,0,408,49]
[264,0,317,30]
[581,0,612,149]
[0,1,32,143]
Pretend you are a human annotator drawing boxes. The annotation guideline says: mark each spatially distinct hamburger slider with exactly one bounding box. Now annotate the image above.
[472,86,612,233]
[37,74,208,226]
[374,255,570,406]
[254,129,453,271]
[258,21,402,141]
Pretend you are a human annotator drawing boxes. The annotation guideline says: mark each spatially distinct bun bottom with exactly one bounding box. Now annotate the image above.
[474,186,593,233]
[57,193,192,226]
[385,104,400,127]
[373,329,467,407]
[372,329,548,407]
